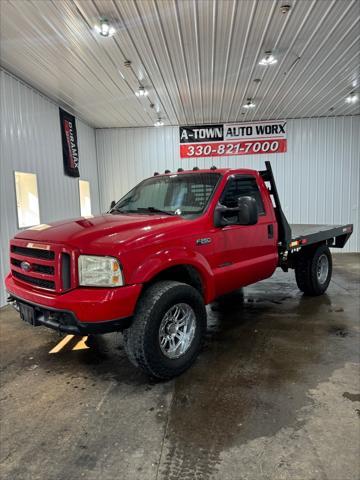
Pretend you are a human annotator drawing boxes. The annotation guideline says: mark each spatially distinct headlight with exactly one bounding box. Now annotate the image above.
[78,255,123,287]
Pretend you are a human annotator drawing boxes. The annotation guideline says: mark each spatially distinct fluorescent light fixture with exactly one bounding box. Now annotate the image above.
[94,18,115,37]
[259,51,277,66]
[280,4,291,14]
[345,92,359,104]
[135,86,149,97]
[154,119,164,127]
[243,98,256,109]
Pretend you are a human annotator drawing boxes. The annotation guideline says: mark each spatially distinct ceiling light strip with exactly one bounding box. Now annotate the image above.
[265,0,355,119]
[193,0,205,124]
[225,0,257,122]
[248,2,294,122]
[234,0,278,121]
[251,0,328,120]
[152,0,187,124]
[173,0,196,124]
[282,24,360,118]
[218,0,238,122]
[117,0,176,125]
[71,1,150,125]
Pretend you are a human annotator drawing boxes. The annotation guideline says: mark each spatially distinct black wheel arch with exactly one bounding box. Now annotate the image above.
[145,264,205,298]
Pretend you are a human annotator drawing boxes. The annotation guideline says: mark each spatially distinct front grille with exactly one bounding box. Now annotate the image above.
[12,270,56,290]
[11,258,54,275]
[11,245,55,260]
[10,242,73,292]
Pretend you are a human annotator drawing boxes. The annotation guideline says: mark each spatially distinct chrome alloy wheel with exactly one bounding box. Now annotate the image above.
[159,303,196,359]
[317,253,329,284]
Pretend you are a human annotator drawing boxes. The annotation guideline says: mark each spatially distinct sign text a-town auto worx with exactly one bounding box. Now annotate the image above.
[179,121,287,158]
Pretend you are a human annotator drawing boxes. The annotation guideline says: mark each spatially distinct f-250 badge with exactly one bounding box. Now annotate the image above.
[196,238,212,246]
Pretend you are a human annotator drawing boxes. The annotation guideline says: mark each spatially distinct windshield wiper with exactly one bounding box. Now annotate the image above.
[111,208,132,214]
[136,206,176,216]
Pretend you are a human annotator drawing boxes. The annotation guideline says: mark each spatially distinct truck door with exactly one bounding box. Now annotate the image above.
[213,174,278,296]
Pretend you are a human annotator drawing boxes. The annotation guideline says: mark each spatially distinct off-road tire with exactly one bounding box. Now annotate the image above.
[295,244,332,296]
[123,280,207,379]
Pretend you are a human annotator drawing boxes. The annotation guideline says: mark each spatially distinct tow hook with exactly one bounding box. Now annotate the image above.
[7,295,20,312]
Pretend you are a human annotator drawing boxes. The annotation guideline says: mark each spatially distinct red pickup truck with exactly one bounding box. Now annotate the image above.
[6,161,353,379]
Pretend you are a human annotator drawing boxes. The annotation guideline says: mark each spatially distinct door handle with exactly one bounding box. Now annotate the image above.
[267,224,274,239]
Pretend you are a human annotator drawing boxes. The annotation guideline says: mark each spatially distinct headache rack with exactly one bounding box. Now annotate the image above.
[259,161,291,248]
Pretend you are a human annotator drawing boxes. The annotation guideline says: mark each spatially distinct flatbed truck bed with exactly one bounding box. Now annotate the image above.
[259,162,353,253]
[289,224,353,249]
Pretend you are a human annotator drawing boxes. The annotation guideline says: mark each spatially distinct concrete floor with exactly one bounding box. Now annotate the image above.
[0,253,359,480]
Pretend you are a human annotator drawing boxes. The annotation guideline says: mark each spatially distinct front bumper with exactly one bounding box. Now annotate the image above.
[7,294,131,334]
[5,274,142,333]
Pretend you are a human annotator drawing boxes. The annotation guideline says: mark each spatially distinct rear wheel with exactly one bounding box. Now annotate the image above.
[123,280,206,379]
[295,244,332,296]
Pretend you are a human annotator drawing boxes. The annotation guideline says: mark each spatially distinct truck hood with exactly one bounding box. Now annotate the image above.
[15,213,187,251]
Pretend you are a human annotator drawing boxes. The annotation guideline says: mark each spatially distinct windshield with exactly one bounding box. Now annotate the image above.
[111,173,221,218]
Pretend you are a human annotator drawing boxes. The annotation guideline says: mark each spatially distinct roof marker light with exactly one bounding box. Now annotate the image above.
[177,168,184,172]
[164,169,171,174]
[154,172,160,176]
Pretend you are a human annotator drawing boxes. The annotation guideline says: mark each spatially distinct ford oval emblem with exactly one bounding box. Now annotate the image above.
[20,261,31,272]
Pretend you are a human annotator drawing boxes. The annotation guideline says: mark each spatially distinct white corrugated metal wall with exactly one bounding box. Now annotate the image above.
[96,116,360,253]
[0,70,100,306]
[1,67,358,307]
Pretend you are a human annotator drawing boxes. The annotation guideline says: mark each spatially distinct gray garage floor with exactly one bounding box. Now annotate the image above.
[0,253,359,480]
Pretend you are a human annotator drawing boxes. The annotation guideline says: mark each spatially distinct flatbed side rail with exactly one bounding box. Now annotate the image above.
[288,224,353,250]
[259,161,292,248]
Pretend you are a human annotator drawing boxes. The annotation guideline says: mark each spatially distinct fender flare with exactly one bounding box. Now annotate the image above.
[129,247,216,304]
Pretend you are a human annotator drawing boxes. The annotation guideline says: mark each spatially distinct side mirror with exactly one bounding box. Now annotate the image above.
[214,196,258,227]
[110,200,116,210]
[237,196,258,225]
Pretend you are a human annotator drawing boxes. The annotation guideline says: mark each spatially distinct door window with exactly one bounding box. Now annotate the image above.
[220,176,265,215]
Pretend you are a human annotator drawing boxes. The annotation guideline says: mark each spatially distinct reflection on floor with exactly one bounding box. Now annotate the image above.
[49,335,90,354]
[0,253,359,480]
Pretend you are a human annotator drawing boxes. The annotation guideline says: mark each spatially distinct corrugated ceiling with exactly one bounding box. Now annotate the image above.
[1,0,359,127]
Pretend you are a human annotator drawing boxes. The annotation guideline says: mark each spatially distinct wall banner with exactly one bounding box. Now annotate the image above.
[59,108,80,177]
[179,120,287,158]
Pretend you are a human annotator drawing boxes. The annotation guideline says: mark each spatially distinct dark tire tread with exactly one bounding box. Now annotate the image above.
[123,280,206,379]
[295,244,332,296]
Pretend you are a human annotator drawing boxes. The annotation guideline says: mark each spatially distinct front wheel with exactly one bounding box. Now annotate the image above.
[123,280,207,379]
[295,244,332,296]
